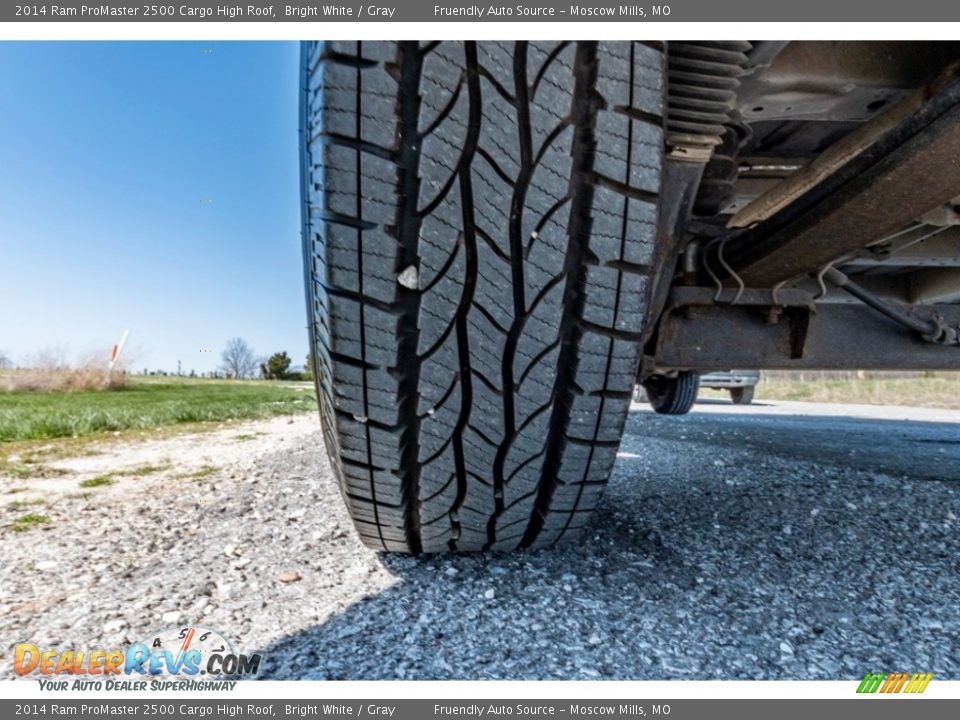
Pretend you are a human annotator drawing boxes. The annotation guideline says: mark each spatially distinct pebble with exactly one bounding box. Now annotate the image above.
[104,619,127,634]
[397,265,419,289]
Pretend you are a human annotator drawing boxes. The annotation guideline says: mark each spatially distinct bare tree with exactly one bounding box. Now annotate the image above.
[219,338,258,379]
[0,350,9,369]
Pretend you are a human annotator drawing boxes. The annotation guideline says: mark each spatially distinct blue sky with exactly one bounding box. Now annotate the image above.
[0,41,305,374]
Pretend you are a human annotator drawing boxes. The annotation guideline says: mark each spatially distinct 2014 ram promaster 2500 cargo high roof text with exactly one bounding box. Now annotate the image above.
[301,41,960,554]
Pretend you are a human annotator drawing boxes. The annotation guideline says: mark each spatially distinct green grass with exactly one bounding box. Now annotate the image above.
[174,464,217,481]
[0,459,68,479]
[129,462,171,476]
[9,513,50,532]
[0,379,314,443]
[8,498,45,510]
[79,475,115,488]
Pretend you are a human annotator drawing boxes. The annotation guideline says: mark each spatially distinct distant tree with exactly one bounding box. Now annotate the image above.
[261,351,292,380]
[303,353,314,381]
[220,338,258,379]
[0,350,10,369]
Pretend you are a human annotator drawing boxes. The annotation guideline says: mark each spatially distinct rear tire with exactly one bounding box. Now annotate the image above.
[301,41,665,552]
[730,386,754,405]
[644,372,699,415]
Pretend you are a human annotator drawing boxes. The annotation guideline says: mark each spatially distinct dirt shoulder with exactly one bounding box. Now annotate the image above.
[0,412,391,679]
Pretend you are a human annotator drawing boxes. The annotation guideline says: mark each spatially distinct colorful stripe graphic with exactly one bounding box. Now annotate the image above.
[857,672,933,694]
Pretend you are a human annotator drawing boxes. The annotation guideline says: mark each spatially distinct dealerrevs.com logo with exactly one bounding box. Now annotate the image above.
[14,626,263,690]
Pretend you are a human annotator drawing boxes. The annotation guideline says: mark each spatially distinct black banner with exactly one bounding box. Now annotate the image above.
[3,699,960,720]
[6,1,960,22]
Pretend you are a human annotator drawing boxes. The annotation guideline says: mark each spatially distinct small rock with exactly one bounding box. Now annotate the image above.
[35,561,59,571]
[398,265,419,289]
[444,566,458,576]
[483,588,495,600]
[278,570,302,584]
[104,619,127,634]
[563,584,572,592]
[588,634,602,645]
[161,611,183,624]
[779,640,794,655]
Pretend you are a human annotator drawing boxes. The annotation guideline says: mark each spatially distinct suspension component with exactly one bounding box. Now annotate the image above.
[666,41,752,163]
[694,122,751,216]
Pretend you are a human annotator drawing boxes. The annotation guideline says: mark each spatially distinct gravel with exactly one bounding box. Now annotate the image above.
[2,400,958,680]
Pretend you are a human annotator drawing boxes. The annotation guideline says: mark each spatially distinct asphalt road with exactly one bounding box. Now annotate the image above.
[2,401,958,680]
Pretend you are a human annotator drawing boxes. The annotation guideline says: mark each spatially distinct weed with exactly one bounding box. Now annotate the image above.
[9,513,51,532]
[8,498,45,510]
[174,464,217,481]
[128,463,171,477]
[79,475,115,488]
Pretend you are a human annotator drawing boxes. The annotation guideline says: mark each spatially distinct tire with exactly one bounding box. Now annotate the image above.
[730,386,754,405]
[301,41,665,553]
[644,372,699,415]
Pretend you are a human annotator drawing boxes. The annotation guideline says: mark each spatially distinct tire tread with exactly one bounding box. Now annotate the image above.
[302,41,664,553]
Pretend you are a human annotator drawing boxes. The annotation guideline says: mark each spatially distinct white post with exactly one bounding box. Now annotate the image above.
[106,330,130,385]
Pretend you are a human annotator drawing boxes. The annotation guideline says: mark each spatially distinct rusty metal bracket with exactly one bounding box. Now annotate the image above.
[654,302,960,372]
[666,286,816,310]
